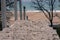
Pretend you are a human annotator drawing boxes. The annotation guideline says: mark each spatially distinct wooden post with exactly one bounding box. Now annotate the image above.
[14,0,18,20]
[23,6,26,20]
[1,0,7,28]
[19,0,22,20]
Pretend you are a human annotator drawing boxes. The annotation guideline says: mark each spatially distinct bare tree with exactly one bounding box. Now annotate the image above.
[32,0,56,27]
[19,0,22,20]
[23,6,26,20]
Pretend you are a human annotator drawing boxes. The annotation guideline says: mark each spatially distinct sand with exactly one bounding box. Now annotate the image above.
[0,11,60,40]
[9,11,60,25]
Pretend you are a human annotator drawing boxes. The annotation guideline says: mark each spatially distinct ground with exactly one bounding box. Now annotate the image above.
[0,12,60,40]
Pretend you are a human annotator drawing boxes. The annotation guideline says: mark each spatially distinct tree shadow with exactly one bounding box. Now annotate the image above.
[52,24,60,29]
[0,21,2,31]
[51,24,60,38]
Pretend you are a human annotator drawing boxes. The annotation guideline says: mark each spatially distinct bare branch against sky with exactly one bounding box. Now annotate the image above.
[32,0,56,27]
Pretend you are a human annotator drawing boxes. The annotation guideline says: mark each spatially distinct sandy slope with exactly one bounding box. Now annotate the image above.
[9,12,60,25]
[0,12,60,40]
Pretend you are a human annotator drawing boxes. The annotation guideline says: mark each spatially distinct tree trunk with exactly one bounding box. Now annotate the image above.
[50,20,53,27]
[1,0,7,28]
[23,6,26,20]
[0,21,2,31]
[19,0,22,20]
[14,0,18,20]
